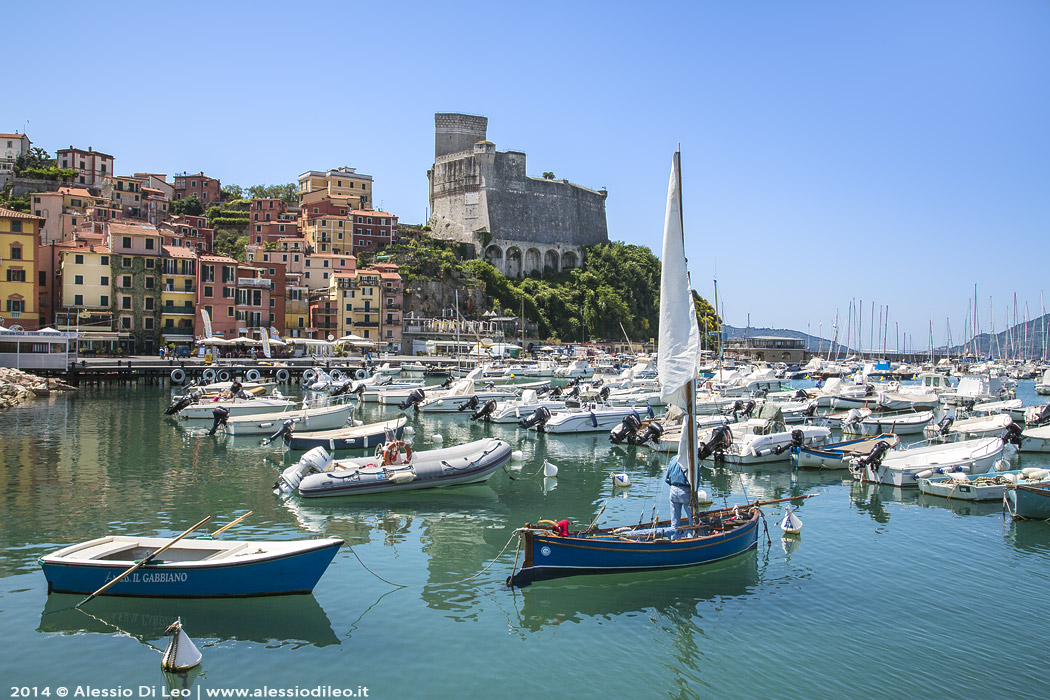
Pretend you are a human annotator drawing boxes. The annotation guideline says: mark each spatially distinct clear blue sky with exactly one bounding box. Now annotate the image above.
[11,1,1049,351]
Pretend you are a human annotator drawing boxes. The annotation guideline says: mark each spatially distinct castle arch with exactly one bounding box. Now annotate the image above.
[543,250,559,273]
[506,247,523,278]
[484,245,503,273]
[561,251,579,270]
[524,248,542,276]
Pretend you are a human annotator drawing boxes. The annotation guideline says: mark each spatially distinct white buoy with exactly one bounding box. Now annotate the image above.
[543,460,559,477]
[431,433,444,443]
[696,489,712,505]
[161,619,202,672]
[403,426,415,435]
[352,419,364,427]
[511,450,524,461]
[994,458,1010,472]
[780,506,803,536]
[543,477,558,493]
[612,473,631,488]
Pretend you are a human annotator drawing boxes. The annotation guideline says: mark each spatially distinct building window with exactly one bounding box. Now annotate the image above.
[74,254,84,264]
[123,257,132,267]
[74,294,84,306]
[74,275,84,285]
[9,245,22,259]
[145,277,154,289]
[145,297,154,310]
[120,316,131,329]
[144,317,154,330]
[145,239,154,250]
[227,307,234,317]
[6,269,25,282]
[122,276,132,288]
[121,297,131,309]
[100,295,108,307]
[145,258,155,269]
[122,237,132,249]
[204,286,213,298]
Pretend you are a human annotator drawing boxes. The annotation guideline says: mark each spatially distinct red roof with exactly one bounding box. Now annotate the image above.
[109,221,158,235]
[0,207,44,221]
[162,245,198,258]
[200,254,237,263]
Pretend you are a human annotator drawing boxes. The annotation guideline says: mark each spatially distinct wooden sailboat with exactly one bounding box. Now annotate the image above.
[507,151,761,587]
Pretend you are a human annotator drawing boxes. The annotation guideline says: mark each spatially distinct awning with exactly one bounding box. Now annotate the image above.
[78,331,134,341]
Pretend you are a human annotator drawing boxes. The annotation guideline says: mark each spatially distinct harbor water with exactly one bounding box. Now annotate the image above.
[2,380,1050,698]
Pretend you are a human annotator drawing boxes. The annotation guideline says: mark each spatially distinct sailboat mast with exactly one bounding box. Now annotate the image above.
[671,150,698,512]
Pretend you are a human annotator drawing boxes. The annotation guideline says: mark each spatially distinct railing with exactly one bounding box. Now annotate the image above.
[354,322,379,328]
[237,277,273,288]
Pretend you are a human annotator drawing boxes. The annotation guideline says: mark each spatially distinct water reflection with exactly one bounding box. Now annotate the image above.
[39,594,340,647]
[510,552,759,632]
[1005,520,1050,556]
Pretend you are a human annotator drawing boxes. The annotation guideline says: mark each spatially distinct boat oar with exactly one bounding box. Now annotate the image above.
[76,516,212,608]
[211,511,253,538]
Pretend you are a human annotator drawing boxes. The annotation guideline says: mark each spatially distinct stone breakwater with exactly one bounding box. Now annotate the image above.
[0,368,76,408]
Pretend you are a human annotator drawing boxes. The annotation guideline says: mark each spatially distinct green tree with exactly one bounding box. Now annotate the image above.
[13,147,53,174]
[171,194,204,217]
[542,172,555,180]
[221,184,245,200]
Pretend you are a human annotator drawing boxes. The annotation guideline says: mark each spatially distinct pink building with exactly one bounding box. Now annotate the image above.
[350,209,398,254]
[197,254,239,338]
[249,198,289,222]
[249,220,299,246]
[174,172,221,204]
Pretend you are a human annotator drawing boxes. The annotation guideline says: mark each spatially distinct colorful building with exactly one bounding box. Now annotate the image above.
[350,209,398,254]
[301,216,352,255]
[56,146,114,189]
[104,221,163,353]
[161,245,198,349]
[1,133,31,174]
[173,172,221,204]
[0,208,43,330]
[328,263,403,350]
[197,254,239,338]
[297,167,373,208]
[31,187,96,245]
[303,252,356,290]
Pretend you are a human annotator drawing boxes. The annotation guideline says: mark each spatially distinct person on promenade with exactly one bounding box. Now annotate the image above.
[664,455,692,539]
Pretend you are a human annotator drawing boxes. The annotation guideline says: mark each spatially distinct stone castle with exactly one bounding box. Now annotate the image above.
[427,113,608,277]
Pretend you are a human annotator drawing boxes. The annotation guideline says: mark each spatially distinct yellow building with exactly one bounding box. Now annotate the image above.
[284,278,310,337]
[161,245,198,346]
[298,167,372,208]
[329,269,384,343]
[301,216,353,255]
[57,242,112,316]
[0,208,43,329]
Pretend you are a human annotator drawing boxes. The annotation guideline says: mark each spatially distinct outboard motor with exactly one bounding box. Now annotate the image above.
[164,392,199,415]
[609,414,643,444]
[471,398,498,421]
[535,384,552,397]
[864,384,875,396]
[592,377,604,388]
[398,388,426,411]
[519,406,552,430]
[793,389,810,402]
[208,406,230,435]
[485,381,496,391]
[635,420,664,446]
[856,440,892,470]
[723,400,745,418]
[263,418,296,446]
[1005,422,1024,446]
[961,399,976,413]
[741,400,757,419]
[331,382,352,397]
[549,385,564,399]
[275,447,333,494]
[753,388,769,400]
[842,408,863,429]
[598,386,612,404]
[698,425,733,461]
[441,376,455,389]
[936,414,955,436]
[775,429,807,455]
[803,401,818,418]
[459,394,481,412]
[564,385,580,400]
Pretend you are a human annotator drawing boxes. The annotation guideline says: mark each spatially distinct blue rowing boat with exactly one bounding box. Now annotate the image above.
[508,504,761,587]
[1005,482,1050,520]
[40,536,342,597]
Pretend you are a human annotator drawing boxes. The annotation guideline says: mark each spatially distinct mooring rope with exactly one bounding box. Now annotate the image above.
[346,531,520,589]
[503,461,545,481]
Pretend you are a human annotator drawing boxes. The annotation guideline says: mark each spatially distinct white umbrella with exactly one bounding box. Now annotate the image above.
[335,334,377,347]
[229,337,262,346]
[196,337,232,346]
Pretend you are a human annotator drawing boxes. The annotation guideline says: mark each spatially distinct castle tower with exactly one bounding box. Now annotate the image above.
[435,113,488,159]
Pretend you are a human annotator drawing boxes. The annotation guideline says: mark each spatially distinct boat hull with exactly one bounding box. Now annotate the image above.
[851,437,1005,487]
[509,508,759,587]
[40,538,342,598]
[1006,482,1050,518]
[224,405,352,436]
[284,418,407,451]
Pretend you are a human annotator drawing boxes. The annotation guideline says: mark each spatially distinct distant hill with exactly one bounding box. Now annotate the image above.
[723,325,852,355]
[940,313,1050,360]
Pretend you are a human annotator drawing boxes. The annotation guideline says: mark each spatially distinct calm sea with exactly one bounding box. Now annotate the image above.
[1,379,1049,699]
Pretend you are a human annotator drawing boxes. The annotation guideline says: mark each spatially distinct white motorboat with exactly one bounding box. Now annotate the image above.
[941,375,1013,405]
[931,413,1015,440]
[484,390,569,424]
[919,469,1040,501]
[178,396,298,421]
[553,359,594,379]
[795,433,901,470]
[849,436,1005,487]
[841,410,935,437]
[700,405,831,465]
[966,398,1025,422]
[417,376,518,413]
[221,402,353,436]
[534,404,656,434]
[1036,369,1050,396]
[877,389,940,412]
[1018,425,1050,453]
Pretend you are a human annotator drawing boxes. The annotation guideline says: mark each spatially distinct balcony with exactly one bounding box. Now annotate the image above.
[163,286,196,294]
[354,321,378,328]
[237,277,273,289]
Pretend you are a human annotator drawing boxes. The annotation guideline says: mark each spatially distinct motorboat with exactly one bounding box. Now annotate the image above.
[701,405,831,465]
[848,436,1006,487]
[40,535,342,597]
[1018,425,1050,453]
[276,438,512,497]
[877,389,940,412]
[920,469,1042,501]
[417,374,518,412]
[941,375,1013,405]
[483,389,569,424]
[841,410,935,437]
[177,395,298,421]
[965,398,1025,422]
[221,402,353,436]
[1005,480,1050,518]
[926,413,1016,440]
[1036,369,1050,396]
[282,416,408,451]
[794,433,901,470]
[532,404,656,434]
[553,359,593,379]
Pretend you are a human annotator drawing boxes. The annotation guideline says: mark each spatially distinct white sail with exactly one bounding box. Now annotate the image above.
[201,308,214,340]
[657,152,701,470]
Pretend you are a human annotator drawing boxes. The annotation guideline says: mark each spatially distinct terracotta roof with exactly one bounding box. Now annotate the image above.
[379,271,402,279]
[58,187,94,198]
[109,221,158,235]
[200,254,237,263]
[0,207,44,221]
[162,245,198,258]
[57,147,114,159]
[350,210,394,218]
[0,133,29,139]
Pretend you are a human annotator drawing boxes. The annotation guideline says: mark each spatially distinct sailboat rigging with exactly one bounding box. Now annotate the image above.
[506,150,762,587]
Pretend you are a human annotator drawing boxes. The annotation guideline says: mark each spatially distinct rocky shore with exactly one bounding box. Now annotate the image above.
[0,367,76,409]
